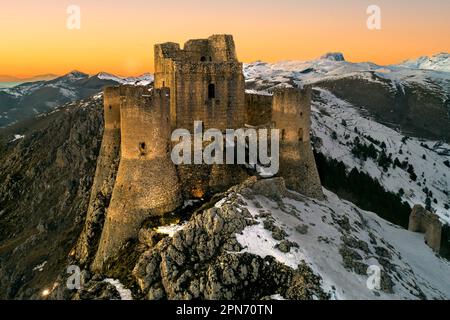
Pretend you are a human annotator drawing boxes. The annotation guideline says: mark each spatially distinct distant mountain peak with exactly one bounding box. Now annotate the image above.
[397,52,450,72]
[66,70,89,78]
[48,70,89,84]
[320,52,345,62]
[96,71,115,78]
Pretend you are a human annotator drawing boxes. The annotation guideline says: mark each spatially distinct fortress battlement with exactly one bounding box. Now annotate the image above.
[155,34,237,65]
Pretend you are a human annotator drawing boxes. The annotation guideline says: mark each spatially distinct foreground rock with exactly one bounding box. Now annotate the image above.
[133,178,329,300]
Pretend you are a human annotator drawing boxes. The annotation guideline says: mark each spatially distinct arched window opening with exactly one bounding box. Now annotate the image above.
[200,56,207,62]
[208,83,215,99]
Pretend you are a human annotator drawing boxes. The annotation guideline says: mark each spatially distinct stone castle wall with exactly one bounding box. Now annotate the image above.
[408,204,442,252]
[75,87,121,266]
[154,43,177,127]
[173,62,246,131]
[245,93,272,126]
[176,162,249,199]
[91,86,182,272]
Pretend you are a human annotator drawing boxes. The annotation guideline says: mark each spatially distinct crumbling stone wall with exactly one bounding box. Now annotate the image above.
[75,87,121,266]
[154,43,178,127]
[92,86,182,272]
[408,204,442,252]
[173,62,246,131]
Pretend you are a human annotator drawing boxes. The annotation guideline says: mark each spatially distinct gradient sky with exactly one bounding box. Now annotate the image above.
[1,0,449,77]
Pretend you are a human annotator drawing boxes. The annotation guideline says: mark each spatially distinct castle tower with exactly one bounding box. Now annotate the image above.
[154,34,246,131]
[92,86,182,271]
[271,87,324,200]
[154,35,248,199]
[75,87,122,266]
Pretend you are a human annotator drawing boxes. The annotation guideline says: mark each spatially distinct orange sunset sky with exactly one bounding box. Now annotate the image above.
[1,0,449,78]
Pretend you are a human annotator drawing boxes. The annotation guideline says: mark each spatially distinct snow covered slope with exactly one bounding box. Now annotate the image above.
[235,186,450,299]
[311,88,450,223]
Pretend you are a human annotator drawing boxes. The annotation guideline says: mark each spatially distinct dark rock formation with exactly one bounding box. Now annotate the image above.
[0,97,103,299]
[132,178,329,300]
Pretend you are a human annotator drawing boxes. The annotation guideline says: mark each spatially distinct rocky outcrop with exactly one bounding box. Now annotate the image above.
[133,178,329,300]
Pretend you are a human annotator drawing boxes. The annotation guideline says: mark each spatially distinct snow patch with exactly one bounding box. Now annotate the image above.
[10,134,25,142]
[32,261,47,272]
[155,223,187,237]
[102,278,133,300]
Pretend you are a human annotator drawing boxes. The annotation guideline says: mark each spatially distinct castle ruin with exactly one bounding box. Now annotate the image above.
[76,35,323,272]
[408,204,442,252]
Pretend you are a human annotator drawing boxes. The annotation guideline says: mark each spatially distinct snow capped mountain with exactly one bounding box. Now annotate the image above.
[244,54,450,96]
[396,53,450,72]
[1,70,90,98]
[244,53,450,143]
[60,70,89,82]
[96,72,154,86]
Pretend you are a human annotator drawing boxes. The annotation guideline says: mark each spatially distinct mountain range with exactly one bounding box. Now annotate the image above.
[0,71,153,127]
[0,74,59,83]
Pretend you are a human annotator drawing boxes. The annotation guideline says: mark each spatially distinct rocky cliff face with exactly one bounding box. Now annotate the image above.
[0,97,103,299]
[132,178,328,300]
